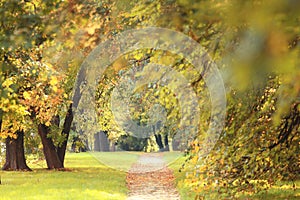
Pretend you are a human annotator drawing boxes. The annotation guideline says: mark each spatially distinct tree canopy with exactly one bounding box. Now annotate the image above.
[0,0,299,198]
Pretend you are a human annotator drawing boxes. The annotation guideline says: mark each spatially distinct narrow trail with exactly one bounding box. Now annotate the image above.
[126,153,180,200]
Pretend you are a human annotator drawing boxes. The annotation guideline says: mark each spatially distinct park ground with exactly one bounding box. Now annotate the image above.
[0,152,299,200]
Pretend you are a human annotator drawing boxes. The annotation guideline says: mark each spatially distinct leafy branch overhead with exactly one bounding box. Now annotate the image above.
[0,0,299,199]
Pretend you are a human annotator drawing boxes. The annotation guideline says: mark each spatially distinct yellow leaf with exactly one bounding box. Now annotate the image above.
[134,52,144,60]
[45,121,51,126]
[50,76,58,86]
[2,98,9,104]
[23,91,31,100]
[2,78,14,87]
[52,86,58,92]
[87,27,96,35]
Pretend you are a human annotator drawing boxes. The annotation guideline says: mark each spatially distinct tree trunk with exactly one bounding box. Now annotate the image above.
[2,131,31,171]
[57,103,73,166]
[84,138,89,151]
[109,140,116,152]
[168,136,173,152]
[37,103,73,169]
[99,131,109,151]
[153,125,164,150]
[38,124,63,169]
[154,134,164,150]
[94,131,110,151]
[164,134,170,151]
[94,132,100,151]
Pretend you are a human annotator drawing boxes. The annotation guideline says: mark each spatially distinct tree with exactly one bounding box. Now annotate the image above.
[177,0,300,198]
[0,0,121,169]
[0,0,65,170]
[2,130,31,171]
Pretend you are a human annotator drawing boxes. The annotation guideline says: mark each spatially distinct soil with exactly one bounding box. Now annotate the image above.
[126,153,180,200]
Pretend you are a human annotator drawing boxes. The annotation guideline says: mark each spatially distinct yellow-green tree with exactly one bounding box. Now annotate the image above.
[177,0,300,198]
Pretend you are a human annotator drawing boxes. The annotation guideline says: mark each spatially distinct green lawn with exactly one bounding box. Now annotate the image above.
[238,183,300,200]
[161,151,183,165]
[90,151,141,172]
[0,152,135,200]
[0,152,299,200]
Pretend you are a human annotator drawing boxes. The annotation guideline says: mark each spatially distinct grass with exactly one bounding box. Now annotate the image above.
[168,155,197,200]
[90,151,141,172]
[237,182,300,200]
[0,151,299,199]
[0,152,138,200]
[168,154,300,200]
[161,151,183,165]
[162,151,197,200]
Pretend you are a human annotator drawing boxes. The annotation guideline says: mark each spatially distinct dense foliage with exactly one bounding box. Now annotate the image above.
[0,0,299,198]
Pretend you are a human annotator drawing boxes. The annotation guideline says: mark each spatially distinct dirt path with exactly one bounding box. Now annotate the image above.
[126,153,180,200]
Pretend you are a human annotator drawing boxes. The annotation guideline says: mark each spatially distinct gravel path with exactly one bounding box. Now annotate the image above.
[126,153,180,200]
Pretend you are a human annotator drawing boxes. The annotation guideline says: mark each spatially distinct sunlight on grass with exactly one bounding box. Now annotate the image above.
[89,151,141,172]
[1,152,298,200]
[237,181,300,200]
[168,153,300,200]
[0,152,127,200]
[162,151,183,167]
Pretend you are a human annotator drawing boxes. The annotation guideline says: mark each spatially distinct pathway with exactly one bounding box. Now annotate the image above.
[126,153,180,200]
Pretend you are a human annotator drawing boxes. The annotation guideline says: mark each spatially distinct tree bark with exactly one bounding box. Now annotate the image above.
[168,136,173,152]
[38,124,63,169]
[154,134,164,150]
[37,103,74,169]
[2,131,31,171]
[94,132,100,151]
[153,125,164,150]
[99,131,109,152]
[109,140,116,152]
[57,103,73,166]
[94,131,110,152]
[164,134,170,151]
